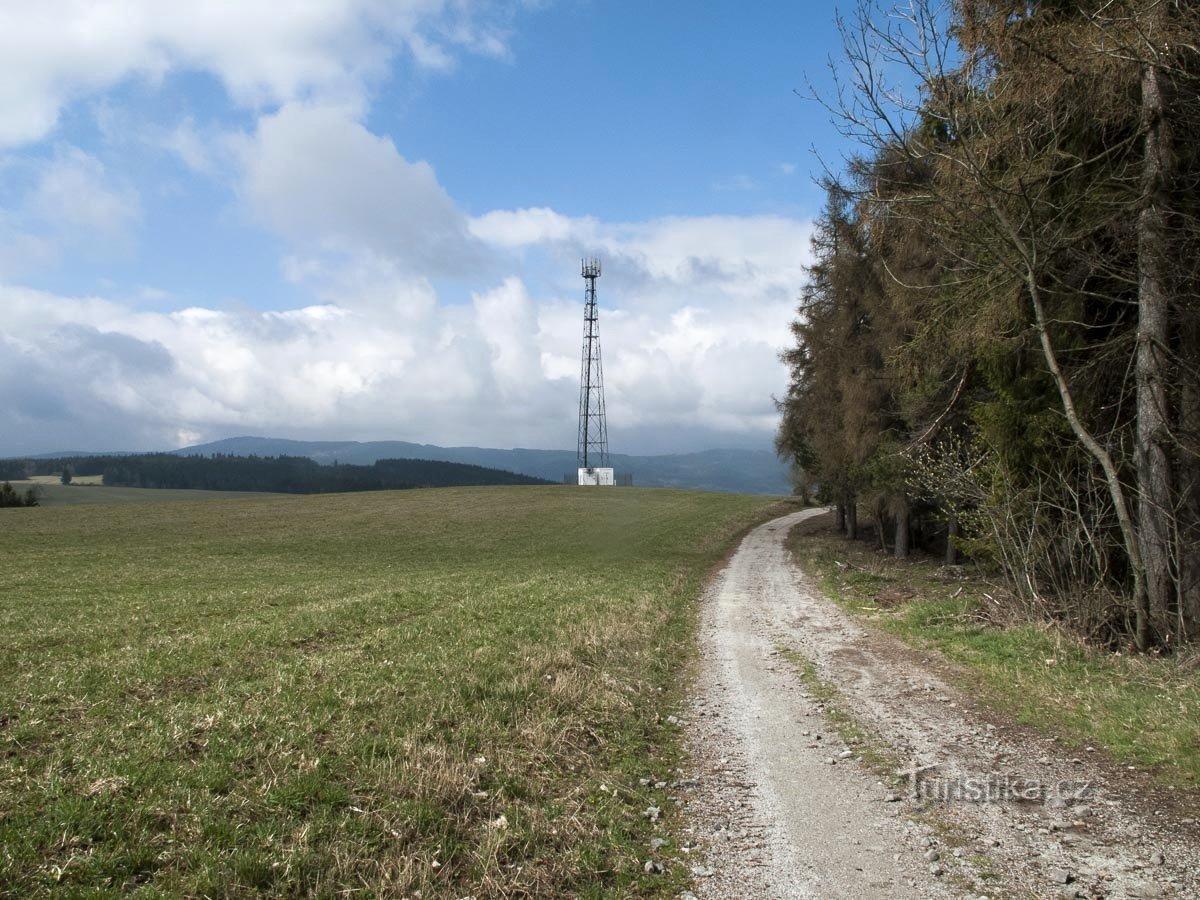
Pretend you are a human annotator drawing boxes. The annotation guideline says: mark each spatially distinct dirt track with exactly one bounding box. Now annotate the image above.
[679,508,1199,899]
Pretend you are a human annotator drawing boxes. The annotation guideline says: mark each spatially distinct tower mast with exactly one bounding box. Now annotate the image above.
[577,257,609,469]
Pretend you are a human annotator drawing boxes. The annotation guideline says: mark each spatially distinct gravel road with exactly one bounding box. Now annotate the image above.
[677,508,1200,899]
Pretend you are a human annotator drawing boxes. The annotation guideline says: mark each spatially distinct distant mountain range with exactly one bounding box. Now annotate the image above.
[18,436,792,494]
[166,437,792,495]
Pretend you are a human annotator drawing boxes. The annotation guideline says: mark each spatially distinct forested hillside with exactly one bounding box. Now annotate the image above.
[776,1,1200,648]
[171,437,793,495]
[0,454,550,494]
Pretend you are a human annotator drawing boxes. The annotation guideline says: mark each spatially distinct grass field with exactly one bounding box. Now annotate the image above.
[4,480,279,507]
[26,475,106,486]
[0,486,785,897]
[787,514,1200,790]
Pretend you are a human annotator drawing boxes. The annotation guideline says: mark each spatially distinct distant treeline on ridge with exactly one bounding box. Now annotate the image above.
[0,453,551,494]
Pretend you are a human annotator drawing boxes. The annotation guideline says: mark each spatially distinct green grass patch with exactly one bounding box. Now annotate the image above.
[0,486,784,896]
[788,518,1200,789]
[773,647,903,780]
[5,480,282,506]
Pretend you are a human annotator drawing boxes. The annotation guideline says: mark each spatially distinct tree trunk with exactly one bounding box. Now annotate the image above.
[1180,458,1200,643]
[894,495,911,559]
[982,185,1151,646]
[1178,313,1200,641]
[1026,277,1150,649]
[845,492,858,540]
[835,503,846,533]
[1137,44,1177,644]
[945,516,959,565]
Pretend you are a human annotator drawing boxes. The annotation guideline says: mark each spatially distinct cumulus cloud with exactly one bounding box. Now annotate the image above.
[472,207,585,249]
[0,1,524,147]
[0,276,562,454]
[536,286,798,441]
[28,146,140,244]
[239,103,484,276]
[1,201,811,455]
[0,2,812,457]
[470,207,812,303]
[0,145,140,277]
[161,117,220,176]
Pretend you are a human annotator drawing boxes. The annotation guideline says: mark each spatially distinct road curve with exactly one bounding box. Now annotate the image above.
[680,508,1199,900]
[682,508,954,898]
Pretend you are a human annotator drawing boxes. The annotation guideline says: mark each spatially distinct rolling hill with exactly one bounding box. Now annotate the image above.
[171,436,793,494]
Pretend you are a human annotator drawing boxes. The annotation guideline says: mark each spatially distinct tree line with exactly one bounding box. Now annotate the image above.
[776,0,1200,649]
[0,482,38,507]
[0,454,550,494]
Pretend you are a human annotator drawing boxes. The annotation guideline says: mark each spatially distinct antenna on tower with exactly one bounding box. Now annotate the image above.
[577,257,612,484]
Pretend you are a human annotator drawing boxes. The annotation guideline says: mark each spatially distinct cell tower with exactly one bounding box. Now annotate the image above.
[577,257,613,484]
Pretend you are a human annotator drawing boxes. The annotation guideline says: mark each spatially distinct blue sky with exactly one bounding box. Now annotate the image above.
[0,1,850,456]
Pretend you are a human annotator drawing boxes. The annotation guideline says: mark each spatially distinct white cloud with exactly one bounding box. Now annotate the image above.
[281,251,439,321]
[536,288,798,440]
[240,103,484,276]
[471,207,812,303]
[472,207,586,249]
[461,208,815,444]
[28,145,140,243]
[0,201,810,454]
[0,1,524,147]
[0,145,140,276]
[162,117,219,175]
[0,276,556,452]
[0,217,59,278]
[0,1,815,458]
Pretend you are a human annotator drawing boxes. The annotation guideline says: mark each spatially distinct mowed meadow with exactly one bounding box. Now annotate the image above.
[0,486,783,897]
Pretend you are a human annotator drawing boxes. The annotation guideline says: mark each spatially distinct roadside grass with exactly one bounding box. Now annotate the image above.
[772,647,903,780]
[787,514,1200,790]
[0,486,784,897]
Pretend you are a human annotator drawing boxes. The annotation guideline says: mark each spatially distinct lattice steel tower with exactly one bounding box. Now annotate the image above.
[577,257,609,468]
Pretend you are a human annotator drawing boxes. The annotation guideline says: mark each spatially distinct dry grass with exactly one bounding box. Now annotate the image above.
[25,474,105,486]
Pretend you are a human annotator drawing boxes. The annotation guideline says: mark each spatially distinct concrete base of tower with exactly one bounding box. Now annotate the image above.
[577,467,615,486]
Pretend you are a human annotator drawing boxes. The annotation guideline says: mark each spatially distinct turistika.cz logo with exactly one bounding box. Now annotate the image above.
[899,761,1093,805]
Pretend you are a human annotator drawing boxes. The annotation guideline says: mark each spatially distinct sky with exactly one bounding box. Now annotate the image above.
[0,0,850,457]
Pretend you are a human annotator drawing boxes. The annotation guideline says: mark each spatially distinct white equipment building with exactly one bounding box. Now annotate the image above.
[577,466,614,486]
